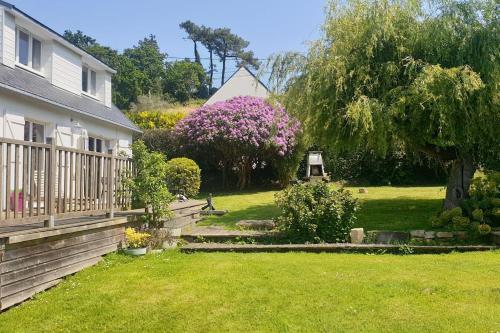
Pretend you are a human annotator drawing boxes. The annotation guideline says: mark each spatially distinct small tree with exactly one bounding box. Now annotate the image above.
[174,96,301,189]
[131,140,174,228]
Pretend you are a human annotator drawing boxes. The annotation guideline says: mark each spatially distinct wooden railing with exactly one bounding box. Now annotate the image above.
[0,137,132,227]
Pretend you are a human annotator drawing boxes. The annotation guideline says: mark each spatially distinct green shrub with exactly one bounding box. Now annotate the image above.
[165,158,201,198]
[430,215,444,228]
[470,171,500,201]
[274,182,358,243]
[452,216,470,230]
[439,207,462,224]
[478,224,492,235]
[462,171,500,227]
[472,209,484,222]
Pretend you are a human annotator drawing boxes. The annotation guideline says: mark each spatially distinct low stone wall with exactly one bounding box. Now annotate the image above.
[366,229,500,244]
[182,243,498,254]
[0,218,128,311]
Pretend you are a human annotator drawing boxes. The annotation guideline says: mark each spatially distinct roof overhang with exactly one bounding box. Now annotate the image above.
[0,82,141,133]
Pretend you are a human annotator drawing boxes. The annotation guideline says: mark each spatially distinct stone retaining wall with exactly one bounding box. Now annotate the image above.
[366,229,500,244]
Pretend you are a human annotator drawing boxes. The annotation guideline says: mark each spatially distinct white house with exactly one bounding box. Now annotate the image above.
[204,66,270,105]
[0,1,140,155]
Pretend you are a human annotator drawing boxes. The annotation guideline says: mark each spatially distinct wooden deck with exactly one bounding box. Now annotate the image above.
[0,215,130,311]
[0,199,206,311]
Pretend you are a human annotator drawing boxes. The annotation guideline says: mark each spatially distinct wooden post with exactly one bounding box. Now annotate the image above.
[106,149,115,218]
[45,138,56,228]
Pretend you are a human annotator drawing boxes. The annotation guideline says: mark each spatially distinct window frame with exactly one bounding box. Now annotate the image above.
[87,136,105,153]
[15,27,43,75]
[82,65,97,97]
[23,120,45,143]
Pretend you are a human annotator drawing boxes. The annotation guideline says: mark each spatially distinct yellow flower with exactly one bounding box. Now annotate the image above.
[125,227,150,249]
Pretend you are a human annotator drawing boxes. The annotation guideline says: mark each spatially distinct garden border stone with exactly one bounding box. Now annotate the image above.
[181,243,498,254]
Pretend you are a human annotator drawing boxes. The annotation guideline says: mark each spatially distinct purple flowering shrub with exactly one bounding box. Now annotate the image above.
[174,96,301,189]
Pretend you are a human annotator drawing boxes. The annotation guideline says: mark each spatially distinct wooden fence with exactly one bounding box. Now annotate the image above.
[0,137,132,227]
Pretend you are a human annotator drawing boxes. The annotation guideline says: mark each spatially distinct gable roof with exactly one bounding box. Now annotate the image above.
[0,0,115,73]
[204,66,270,105]
[0,64,141,133]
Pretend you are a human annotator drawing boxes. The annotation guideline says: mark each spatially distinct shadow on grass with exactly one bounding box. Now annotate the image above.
[355,198,442,231]
[198,203,279,229]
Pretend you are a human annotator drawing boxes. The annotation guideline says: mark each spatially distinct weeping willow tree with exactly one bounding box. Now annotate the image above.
[285,0,499,208]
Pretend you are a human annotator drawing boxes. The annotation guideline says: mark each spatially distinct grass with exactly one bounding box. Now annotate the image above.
[1,251,499,333]
[199,186,445,231]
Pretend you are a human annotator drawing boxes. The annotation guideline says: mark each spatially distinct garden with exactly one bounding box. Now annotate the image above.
[1,0,499,331]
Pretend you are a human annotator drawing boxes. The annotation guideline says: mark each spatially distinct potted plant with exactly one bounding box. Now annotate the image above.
[123,227,150,256]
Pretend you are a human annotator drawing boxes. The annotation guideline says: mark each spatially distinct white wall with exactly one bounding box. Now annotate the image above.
[41,41,53,81]
[205,67,269,105]
[0,9,3,64]
[51,42,82,96]
[2,11,15,68]
[0,90,133,154]
[104,73,112,108]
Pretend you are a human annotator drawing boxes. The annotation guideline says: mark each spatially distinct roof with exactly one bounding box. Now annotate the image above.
[0,0,115,73]
[204,66,270,105]
[0,64,141,133]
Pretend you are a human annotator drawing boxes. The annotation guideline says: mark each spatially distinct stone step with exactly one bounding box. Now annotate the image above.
[171,209,201,219]
[181,231,278,243]
[170,200,205,213]
[163,215,202,229]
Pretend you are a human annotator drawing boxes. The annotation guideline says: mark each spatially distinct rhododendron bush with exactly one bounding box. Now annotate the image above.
[174,96,301,189]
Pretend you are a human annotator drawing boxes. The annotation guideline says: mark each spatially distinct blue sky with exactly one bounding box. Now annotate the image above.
[12,0,326,86]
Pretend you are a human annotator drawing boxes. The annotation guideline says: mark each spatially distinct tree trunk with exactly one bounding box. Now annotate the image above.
[443,157,476,209]
[208,49,214,90]
[221,162,227,190]
[194,42,201,64]
[221,50,227,85]
[237,157,251,190]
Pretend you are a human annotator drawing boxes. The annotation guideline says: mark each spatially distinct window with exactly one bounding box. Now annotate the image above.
[16,28,42,71]
[82,66,97,96]
[82,66,88,92]
[90,70,97,95]
[32,38,42,71]
[18,30,29,66]
[24,121,45,143]
[88,137,104,153]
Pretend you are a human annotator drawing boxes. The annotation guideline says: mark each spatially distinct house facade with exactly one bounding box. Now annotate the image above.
[204,66,270,106]
[0,1,140,155]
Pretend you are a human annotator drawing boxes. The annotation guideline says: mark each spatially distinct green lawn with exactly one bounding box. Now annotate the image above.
[199,186,445,230]
[1,251,499,332]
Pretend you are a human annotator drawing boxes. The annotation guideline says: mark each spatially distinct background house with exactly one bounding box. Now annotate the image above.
[204,66,270,105]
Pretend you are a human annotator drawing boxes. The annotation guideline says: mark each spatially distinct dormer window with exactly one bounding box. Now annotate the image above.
[16,28,42,72]
[82,66,97,96]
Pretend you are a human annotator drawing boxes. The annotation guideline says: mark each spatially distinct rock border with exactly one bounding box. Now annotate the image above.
[181,243,498,254]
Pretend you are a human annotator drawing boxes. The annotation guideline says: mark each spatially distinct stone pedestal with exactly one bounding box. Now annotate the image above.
[350,228,365,244]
